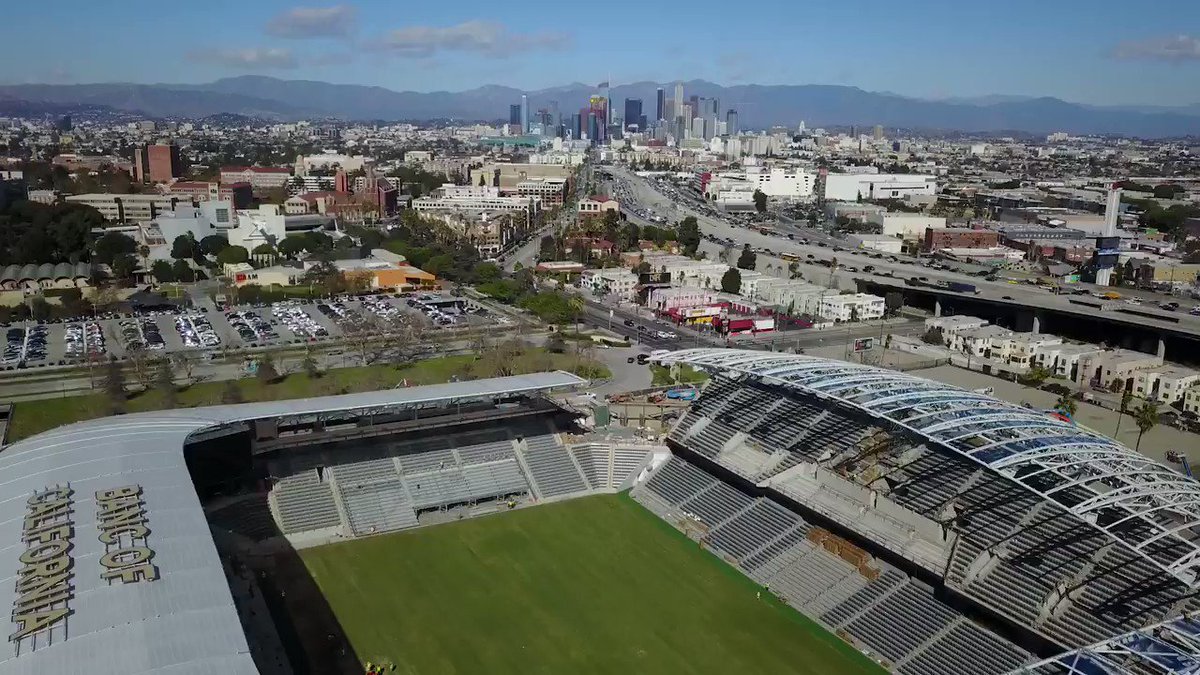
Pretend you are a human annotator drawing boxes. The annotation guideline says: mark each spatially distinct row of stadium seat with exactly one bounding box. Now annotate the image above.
[265,434,656,539]
[633,455,1034,674]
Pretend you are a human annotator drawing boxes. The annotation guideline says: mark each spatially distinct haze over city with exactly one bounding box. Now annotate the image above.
[4,0,1200,106]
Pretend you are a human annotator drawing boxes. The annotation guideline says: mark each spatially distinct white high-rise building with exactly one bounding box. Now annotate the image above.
[673,82,684,119]
[520,95,528,133]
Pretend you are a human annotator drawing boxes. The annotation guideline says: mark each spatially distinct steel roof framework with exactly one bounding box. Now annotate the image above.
[658,348,1200,588]
[1017,614,1200,674]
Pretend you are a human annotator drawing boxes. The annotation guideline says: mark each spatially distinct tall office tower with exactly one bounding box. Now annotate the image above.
[850,124,857,138]
[571,113,583,140]
[656,88,665,121]
[638,115,647,131]
[726,109,739,136]
[674,82,684,118]
[623,98,643,131]
[873,124,883,141]
[133,143,182,184]
[509,104,521,126]
[588,112,599,144]
[692,117,706,139]
[520,94,529,132]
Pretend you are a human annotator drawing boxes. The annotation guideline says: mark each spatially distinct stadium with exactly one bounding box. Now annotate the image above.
[1,349,1198,674]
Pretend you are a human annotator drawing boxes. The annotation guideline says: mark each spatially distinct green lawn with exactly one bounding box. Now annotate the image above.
[301,493,881,675]
[7,348,608,442]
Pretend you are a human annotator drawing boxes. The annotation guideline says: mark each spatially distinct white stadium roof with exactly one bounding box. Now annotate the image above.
[658,349,1200,589]
[0,372,583,675]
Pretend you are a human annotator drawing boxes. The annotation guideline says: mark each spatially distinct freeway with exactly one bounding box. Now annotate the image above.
[608,166,1200,334]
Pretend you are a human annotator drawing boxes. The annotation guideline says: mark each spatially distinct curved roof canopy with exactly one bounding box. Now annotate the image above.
[659,348,1200,588]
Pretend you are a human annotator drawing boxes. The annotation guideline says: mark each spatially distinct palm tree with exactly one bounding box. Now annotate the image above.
[1114,389,1133,437]
[567,294,585,334]
[1134,401,1159,452]
[1054,392,1077,419]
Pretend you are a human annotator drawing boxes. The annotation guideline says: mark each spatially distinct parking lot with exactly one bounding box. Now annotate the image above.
[0,293,506,371]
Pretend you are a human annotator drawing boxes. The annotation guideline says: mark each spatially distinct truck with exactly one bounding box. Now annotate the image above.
[1102,291,1122,300]
[948,282,978,294]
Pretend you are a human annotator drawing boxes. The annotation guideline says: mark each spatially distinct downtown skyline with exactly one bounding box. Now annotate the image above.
[1,0,1200,107]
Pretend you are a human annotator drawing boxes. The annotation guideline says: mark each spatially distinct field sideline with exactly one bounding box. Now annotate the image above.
[301,493,882,674]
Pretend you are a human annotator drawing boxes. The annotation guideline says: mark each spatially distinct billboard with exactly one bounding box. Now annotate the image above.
[639,271,671,285]
[853,337,874,353]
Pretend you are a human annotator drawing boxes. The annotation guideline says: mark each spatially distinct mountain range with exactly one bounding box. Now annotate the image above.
[2,76,1199,138]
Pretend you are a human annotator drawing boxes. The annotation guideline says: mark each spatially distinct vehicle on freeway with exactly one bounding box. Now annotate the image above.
[665,387,698,401]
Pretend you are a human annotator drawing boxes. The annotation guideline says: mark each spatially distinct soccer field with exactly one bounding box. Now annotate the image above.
[301,493,882,674]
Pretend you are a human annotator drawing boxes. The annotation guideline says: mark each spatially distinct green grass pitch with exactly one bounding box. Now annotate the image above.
[301,493,883,674]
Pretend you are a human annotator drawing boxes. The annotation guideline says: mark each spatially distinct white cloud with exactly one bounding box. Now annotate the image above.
[186,48,299,70]
[372,21,569,58]
[266,4,357,39]
[1111,35,1200,63]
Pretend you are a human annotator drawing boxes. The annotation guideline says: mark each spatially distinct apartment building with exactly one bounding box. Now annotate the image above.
[65,193,186,222]
[219,166,291,191]
[818,294,885,322]
[1132,366,1200,405]
[581,268,639,299]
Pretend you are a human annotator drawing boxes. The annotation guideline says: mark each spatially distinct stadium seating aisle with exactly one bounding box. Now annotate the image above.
[632,455,1034,674]
[340,479,418,535]
[272,470,342,534]
[520,434,589,498]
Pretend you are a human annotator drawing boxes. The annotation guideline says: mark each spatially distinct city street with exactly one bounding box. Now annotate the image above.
[609,166,1200,329]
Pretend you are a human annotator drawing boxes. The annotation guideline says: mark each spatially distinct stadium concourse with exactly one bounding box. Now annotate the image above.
[635,348,1200,674]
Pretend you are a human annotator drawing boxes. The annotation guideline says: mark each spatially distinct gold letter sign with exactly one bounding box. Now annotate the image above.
[10,487,75,642]
[95,486,159,584]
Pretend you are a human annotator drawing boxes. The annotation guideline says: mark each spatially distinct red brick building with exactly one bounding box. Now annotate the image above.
[134,144,182,184]
[923,227,999,252]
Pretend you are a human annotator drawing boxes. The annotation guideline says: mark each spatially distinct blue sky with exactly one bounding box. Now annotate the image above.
[5,0,1200,105]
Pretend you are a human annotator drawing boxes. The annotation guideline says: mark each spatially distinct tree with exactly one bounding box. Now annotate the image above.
[538,235,557,260]
[547,333,567,354]
[29,297,50,321]
[753,189,767,213]
[100,358,126,414]
[256,354,279,384]
[677,216,700,256]
[1054,392,1077,418]
[220,379,243,404]
[170,234,195,260]
[737,244,757,270]
[111,253,138,280]
[171,351,198,385]
[216,245,250,266]
[171,259,195,282]
[1022,365,1051,386]
[1115,388,1134,437]
[884,291,904,317]
[1134,401,1159,452]
[154,359,177,408]
[473,262,501,284]
[301,351,321,379]
[720,267,742,294]
[277,236,307,258]
[93,231,137,265]
[150,259,175,282]
[921,326,944,345]
[199,235,230,257]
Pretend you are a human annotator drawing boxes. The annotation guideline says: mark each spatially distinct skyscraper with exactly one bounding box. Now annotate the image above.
[873,124,884,141]
[520,94,528,133]
[509,104,521,126]
[624,98,643,131]
[656,88,665,122]
[673,82,684,119]
[588,112,599,144]
[726,109,739,136]
[571,113,582,140]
